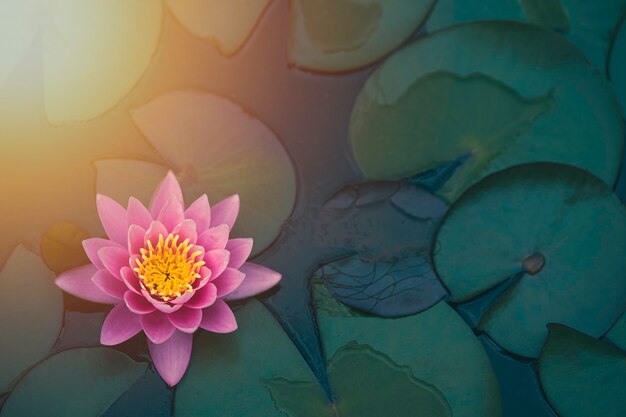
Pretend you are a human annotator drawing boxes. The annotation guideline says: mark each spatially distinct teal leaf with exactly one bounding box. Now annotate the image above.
[350,22,623,202]
[0,348,146,417]
[538,324,626,417]
[434,163,626,357]
[607,312,626,351]
[609,16,626,117]
[0,245,63,393]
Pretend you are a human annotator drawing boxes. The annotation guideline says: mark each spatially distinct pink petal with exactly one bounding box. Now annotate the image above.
[209,194,239,229]
[96,194,128,246]
[92,269,126,299]
[225,262,281,301]
[204,249,230,279]
[148,330,192,386]
[172,219,197,245]
[127,197,153,229]
[141,311,176,344]
[150,171,184,219]
[124,290,156,314]
[212,268,245,298]
[145,220,168,247]
[193,266,212,289]
[225,238,253,269]
[55,264,118,304]
[168,307,202,333]
[100,303,142,345]
[199,299,237,333]
[158,195,185,232]
[196,225,229,251]
[121,267,142,294]
[169,291,195,305]
[185,283,217,309]
[142,288,184,313]
[128,225,146,255]
[98,246,130,280]
[184,194,210,232]
[83,238,123,269]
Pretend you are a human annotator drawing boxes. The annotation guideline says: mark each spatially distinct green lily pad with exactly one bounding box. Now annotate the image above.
[434,163,626,357]
[538,324,626,417]
[609,16,626,116]
[427,0,626,72]
[40,221,90,275]
[0,347,146,417]
[288,0,435,72]
[607,312,626,351]
[349,22,623,202]
[0,245,63,393]
[314,283,502,417]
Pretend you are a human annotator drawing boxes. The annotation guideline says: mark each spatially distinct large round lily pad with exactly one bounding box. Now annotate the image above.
[609,16,626,116]
[434,163,626,357]
[288,0,435,72]
[349,22,624,202]
[0,245,63,393]
[0,347,146,417]
[427,0,626,72]
[96,90,297,255]
[538,324,626,417]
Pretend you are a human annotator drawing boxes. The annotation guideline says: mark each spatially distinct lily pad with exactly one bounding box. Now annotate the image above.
[427,0,626,72]
[40,221,90,275]
[97,91,297,255]
[609,16,626,116]
[538,324,626,417]
[0,245,63,393]
[434,163,626,357]
[314,283,502,417]
[315,181,448,316]
[288,0,435,72]
[0,347,146,417]
[102,368,172,417]
[349,22,624,202]
[165,0,271,55]
[606,312,626,351]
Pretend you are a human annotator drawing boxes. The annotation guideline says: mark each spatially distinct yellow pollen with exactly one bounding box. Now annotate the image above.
[134,233,205,301]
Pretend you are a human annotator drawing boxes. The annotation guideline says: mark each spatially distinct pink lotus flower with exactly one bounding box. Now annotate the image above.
[55,172,281,385]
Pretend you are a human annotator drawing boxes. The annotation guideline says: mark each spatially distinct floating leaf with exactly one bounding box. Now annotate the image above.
[314,284,502,417]
[40,221,90,275]
[609,16,626,116]
[165,0,271,55]
[288,0,435,72]
[607,312,626,352]
[268,344,452,417]
[0,245,63,393]
[315,182,447,316]
[350,22,623,202]
[102,368,172,417]
[538,324,626,417]
[52,311,106,353]
[0,348,146,417]
[434,163,626,357]
[427,0,626,71]
[97,91,297,255]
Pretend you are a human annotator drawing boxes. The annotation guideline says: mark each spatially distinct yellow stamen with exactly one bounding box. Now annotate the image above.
[134,233,205,301]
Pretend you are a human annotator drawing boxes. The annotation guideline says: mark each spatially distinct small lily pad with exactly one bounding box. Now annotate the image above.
[314,283,502,417]
[434,163,626,357]
[428,0,626,72]
[538,324,626,417]
[609,16,626,116]
[350,22,623,202]
[40,221,90,275]
[165,0,271,55]
[0,245,63,393]
[0,347,146,417]
[288,0,435,72]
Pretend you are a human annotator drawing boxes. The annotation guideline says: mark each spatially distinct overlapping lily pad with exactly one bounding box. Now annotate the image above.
[609,16,626,115]
[434,163,626,358]
[0,245,63,393]
[165,0,271,55]
[176,292,500,417]
[40,221,89,275]
[428,0,626,72]
[0,348,146,417]
[607,312,626,351]
[0,0,163,123]
[538,324,626,417]
[96,90,297,255]
[288,0,435,72]
[349,22,624,202]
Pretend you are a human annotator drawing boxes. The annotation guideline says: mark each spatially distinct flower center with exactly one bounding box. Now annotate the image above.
[134,233,205,301]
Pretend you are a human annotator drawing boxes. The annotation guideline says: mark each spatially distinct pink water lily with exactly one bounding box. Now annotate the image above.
[56,172,281,385]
